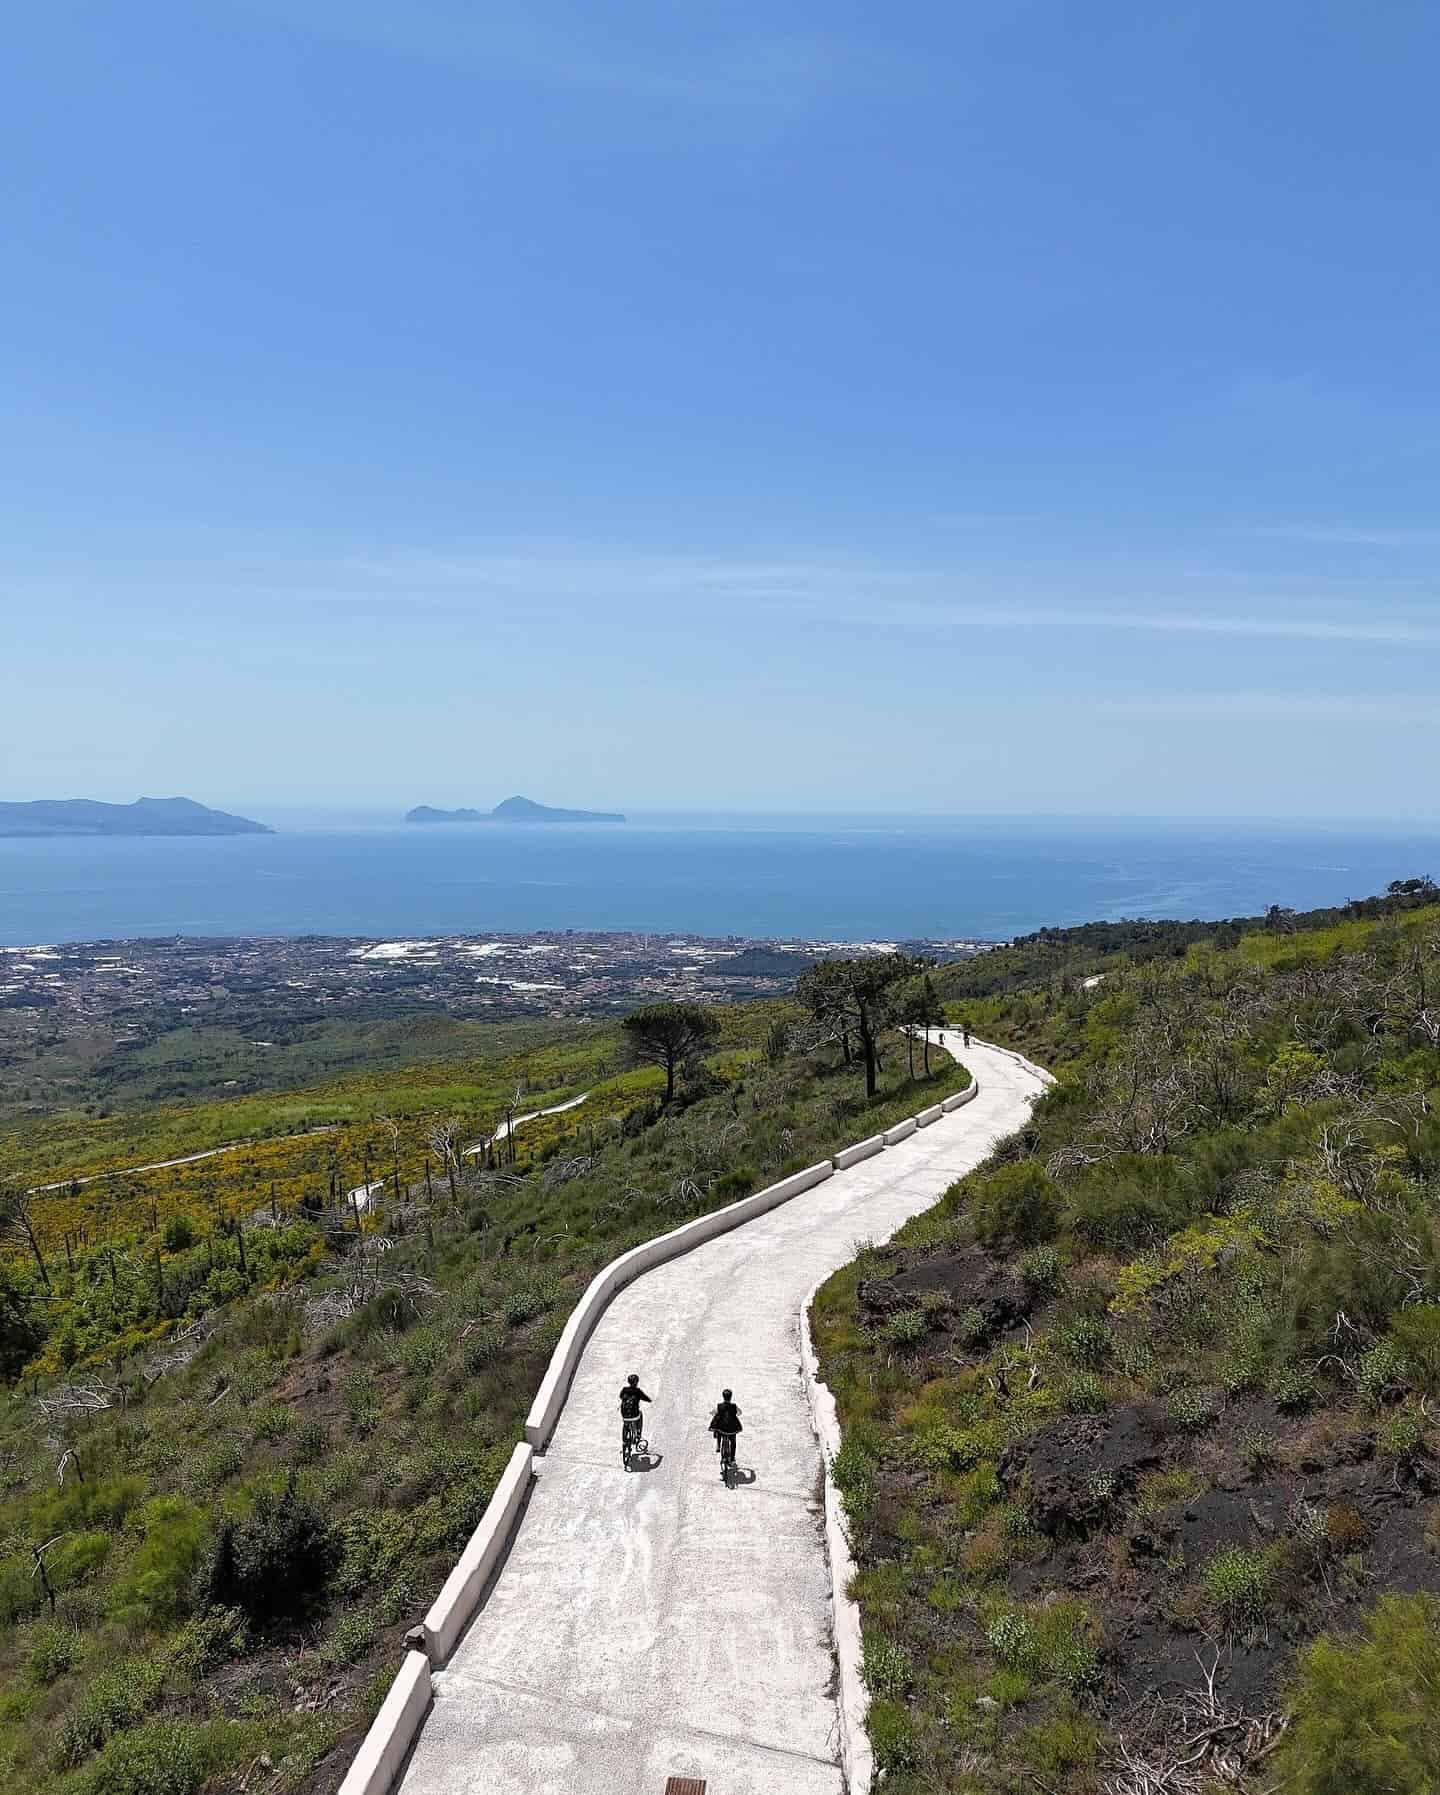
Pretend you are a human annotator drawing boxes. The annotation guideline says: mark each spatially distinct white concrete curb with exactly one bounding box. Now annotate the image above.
[941,1085,978,1113]
[336,1649,432,1795]
[915,1102,944,1127]
[422,1442,533,1664]
[881,1116,917,1145]
[834,1134,884,1170]
[799,1280,875,1795]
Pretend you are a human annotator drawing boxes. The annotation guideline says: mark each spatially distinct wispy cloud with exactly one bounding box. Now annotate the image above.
[1247,525,1440,549]
[303,550,1440,645]
[229,0,887,114]
[1097,692,1440,725]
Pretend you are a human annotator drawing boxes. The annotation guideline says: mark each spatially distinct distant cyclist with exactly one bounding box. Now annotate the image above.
[619,1372,651,1465]
[709,1387,742,1479]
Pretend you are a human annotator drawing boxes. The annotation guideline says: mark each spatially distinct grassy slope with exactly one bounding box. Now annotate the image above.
[815,906,1440,1791]
[0,1005,966,1795]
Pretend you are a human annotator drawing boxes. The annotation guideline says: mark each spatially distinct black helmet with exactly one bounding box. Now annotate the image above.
[627,1373,639,1386]
[722,1388,732,1400]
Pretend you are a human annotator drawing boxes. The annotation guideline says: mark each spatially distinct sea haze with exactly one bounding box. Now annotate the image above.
[0,816,1434,947]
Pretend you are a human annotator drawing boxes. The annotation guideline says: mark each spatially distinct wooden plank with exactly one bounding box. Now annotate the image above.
[663,1780,707,1795]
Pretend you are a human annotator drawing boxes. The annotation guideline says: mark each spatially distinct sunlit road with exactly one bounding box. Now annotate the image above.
[398,1035,1048,1795]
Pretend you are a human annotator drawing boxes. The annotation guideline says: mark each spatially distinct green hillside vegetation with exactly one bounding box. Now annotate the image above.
[814,900,1440,1792]
[0,992,964,1794]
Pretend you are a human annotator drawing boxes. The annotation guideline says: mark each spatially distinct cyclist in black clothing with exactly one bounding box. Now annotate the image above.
[709,1388,742,1478]
[619,1372,651,1464]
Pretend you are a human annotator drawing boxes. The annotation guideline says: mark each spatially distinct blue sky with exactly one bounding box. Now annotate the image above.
[4,0,1438,819]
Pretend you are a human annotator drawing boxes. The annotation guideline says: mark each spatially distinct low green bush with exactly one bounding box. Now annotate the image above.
[862,1635,913,1698]
[1166,1386,1217,1433]
[1202,1546,1270,1628]
[1055,1312,1112,1368]
[1357,1337,1411,1407]
[27,1620,81,1684]
[57,1716,236,1795]
[203,1474,338,1626]
[1065,1155,1191,1251]
[1390,1305,1440,1392]
[867,1697,917,1772]
[970,1160,1063,1249]
[1018,1245,1062,1294]
[1270,1594,1440,1795]
[110,1495,209,1628]
[54,1652,166,1768]
[882,1307,927,1349]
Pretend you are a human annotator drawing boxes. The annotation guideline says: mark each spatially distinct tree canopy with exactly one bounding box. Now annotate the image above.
[620,1002,720,1102]
[796,955,922,1098]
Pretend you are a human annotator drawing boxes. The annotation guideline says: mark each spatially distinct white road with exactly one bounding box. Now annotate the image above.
[398,1036,1046,1795]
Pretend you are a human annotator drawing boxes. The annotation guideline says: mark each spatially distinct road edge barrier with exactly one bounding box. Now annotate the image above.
[335,1649,432,1795]
[344,1062,989,1792]
[833,1133,884,1170]
[421,1441,533,1663]
[800,1280,874,1795]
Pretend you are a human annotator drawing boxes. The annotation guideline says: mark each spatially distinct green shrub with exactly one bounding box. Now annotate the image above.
[954,1304,988,1347]
[881,1307,927,1349]
[162,1214,196,1252]
[1270,1361,1317,1412]
[1390,1305,1440,1392]
[1357,1338,1411,1407]
[27,1620,81,1685]
[1378,1406,1425,1462]
[1018,1245,1062,1294]
[1135,1467,1201,1515]
[1202,1547,1270,1628]
[1021,1706,1101,1774]
[291,1419,329,1463]
[831,1438,877,1534]
[970,1160,1062,1249]
[342,1369,380,1437]
[867,1697,917,1772]
[58,1716,235,1795]
[1061,1372,1110,1414]
[1065,1155,1190,1251]
[47,1531,111,1593]
[1238,1426,1276,1477]
[204,1474,339,1626]
[320,1606,378,1666]
[862,1635,913,1698]
[986,1601,1098,1689]
[1166,1386,1217,1433]
[249,1401,294,1442]
[1270,1594,1440,1795]
[110,1495,210,1628]
[54,1652,166,1767]
[165,1608,248,1678]
[1055,1312,1112,1368]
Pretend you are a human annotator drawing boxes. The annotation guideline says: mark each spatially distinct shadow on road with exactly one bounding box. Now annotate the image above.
[625,1451,664,1473]
[723,1465,758,1488]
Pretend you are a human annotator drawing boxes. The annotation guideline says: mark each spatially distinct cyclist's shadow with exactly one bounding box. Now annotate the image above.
[625,1448,664,1473]
[721,1464,758,1488]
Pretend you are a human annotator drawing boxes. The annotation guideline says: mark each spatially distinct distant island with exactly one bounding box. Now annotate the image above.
[406,796,626,825]
[0,797,272,838]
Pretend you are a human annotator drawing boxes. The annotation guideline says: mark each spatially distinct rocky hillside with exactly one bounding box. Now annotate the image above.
[815,900,1440,1793]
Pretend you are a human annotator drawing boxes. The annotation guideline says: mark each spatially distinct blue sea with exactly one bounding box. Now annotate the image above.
[0,814,1435,947]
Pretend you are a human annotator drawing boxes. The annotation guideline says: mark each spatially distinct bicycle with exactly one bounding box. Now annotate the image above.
[714,1430,737,1481]
[622,1414,644,1467]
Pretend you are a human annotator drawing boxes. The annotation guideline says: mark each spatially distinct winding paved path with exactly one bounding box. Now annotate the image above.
[398,1036,1047,1795]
